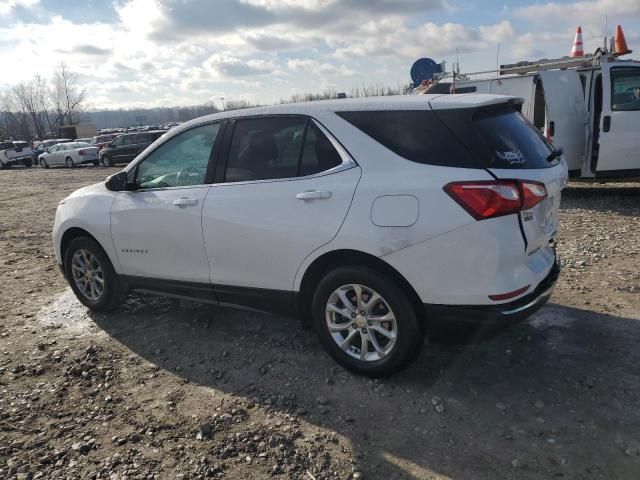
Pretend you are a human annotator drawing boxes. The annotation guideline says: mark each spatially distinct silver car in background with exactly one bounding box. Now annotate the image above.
[38,142,100,168]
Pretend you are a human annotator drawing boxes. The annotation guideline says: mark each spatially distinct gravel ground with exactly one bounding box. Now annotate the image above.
[0,166,639,480]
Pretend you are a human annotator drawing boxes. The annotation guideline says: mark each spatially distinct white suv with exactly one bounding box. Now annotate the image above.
[53,95,565,376]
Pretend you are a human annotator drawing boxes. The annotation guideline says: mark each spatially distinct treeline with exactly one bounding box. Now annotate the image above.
[2,70,407,140]
[86,100,256,130]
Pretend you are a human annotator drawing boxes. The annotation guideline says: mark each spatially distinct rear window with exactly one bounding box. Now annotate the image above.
[338,105,555,169]
[438,105,555,169]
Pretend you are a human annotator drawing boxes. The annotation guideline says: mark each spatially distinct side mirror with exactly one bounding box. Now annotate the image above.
[105,171,129,191]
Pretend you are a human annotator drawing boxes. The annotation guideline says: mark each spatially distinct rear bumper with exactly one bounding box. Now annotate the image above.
[424,259,560,335]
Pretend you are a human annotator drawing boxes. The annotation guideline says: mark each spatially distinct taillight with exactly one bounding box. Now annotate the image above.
[78,149,86,155]
[521,181,547,210]
[444,180,547,220]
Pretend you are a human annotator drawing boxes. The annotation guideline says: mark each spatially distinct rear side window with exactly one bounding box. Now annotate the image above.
[0,142,14,150]
[339,106,554,169]
[224,117,342,182]
[337,110,480,168]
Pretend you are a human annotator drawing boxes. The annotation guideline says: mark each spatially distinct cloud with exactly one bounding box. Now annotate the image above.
[203,53,276,77]
[287,58,355,76]
[72,45,113,56]
[0,0,39,16]
[135,0,443,42]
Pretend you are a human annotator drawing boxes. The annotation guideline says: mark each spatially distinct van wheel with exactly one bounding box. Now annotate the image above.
[65,157,74,168]
[39,158,49,169]
[311,266,424,376]
[64,237,126,312]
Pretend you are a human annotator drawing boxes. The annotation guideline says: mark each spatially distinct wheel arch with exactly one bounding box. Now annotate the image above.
[297,249,424,329]
[60,227,110,275]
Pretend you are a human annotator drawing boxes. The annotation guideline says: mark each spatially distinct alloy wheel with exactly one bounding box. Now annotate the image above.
[71,249,105,302]
[325,284,398,361]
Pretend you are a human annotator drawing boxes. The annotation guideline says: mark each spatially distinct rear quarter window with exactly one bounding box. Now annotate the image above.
[337,110,481,168]
[338,106,555,170]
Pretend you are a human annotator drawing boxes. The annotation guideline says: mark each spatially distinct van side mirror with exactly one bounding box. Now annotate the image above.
[105,171,129,191]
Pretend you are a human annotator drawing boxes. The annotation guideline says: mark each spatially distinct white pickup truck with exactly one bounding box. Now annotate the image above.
[0,141,34,169]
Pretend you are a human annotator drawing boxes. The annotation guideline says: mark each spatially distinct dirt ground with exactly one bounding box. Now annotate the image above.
[1,166,639,480]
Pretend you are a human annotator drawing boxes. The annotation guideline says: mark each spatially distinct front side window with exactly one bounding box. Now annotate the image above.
[135,122,220,189]
[611,68,640,111]
[111,136,123,147]
[224,117,342,182]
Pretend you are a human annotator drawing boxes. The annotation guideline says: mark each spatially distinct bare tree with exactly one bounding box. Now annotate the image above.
[12,81,46,139]
[52,61,86,126]
[0,91,31,140]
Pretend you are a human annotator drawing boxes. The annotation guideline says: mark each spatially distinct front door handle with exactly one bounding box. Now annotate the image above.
[173,197,199,207]
[602,115,611,132]
[296,190,332,201]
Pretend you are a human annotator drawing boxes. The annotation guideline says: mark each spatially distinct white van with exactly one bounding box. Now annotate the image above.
[417,53,640,181]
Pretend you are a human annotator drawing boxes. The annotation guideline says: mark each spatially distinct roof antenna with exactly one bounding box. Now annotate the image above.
[603,14,608,51]
[496,43,501,76]
[455,48,460,74]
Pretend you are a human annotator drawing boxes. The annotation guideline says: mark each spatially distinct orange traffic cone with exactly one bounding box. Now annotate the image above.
[570,26,584,57]
[614,24,632,56]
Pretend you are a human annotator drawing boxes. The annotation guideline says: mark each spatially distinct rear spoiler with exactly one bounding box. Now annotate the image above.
[428,94,524,111]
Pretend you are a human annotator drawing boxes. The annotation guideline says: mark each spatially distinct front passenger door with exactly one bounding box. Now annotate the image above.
[110,122,222,284]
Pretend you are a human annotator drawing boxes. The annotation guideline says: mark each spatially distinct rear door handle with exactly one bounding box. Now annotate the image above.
[602,115,611,132]
[173,197,199,207]
[295,190,332,201]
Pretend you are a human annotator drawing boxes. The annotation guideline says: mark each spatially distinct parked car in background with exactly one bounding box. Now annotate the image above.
[53,95,565,375]
[76,138,92,144]
[39,142,99,168]
[89,134,118,151]
[99,130,165,166]
[32,138,73,163]
[0,140,34,168]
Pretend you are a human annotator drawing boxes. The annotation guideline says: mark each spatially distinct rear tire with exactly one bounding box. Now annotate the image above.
[23,158,33,168]
[65,157,74,168]
[92,160,99,166]
[311,266,424,376]
[64,237,126,312]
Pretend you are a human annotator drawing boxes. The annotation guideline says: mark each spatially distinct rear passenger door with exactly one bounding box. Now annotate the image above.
[202,115,361,299]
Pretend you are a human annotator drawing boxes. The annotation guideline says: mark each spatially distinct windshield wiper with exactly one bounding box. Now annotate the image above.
[546,147,563,163]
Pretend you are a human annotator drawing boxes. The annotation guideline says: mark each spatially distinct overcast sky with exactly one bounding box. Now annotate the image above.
[1,0,638,110]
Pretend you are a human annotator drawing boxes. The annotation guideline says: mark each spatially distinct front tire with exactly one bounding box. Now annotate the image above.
[39,158,49,169]
[101,155,111,167]
[64,237,125,312]
[311,266,424,376]
[23,158,33,168]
